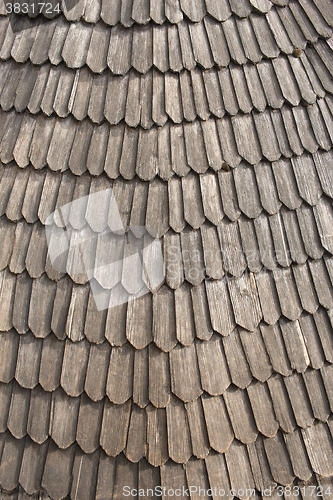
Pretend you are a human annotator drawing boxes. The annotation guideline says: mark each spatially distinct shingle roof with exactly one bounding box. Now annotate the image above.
[1,0,333,498]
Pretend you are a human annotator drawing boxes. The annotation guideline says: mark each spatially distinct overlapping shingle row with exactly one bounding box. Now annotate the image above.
[0,99,333,180]
[1,46,333,127]
[3,0,331,28]
[0,2,332,75]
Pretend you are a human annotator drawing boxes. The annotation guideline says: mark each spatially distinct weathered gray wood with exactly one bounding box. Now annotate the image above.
[228,274,262,332]
[217,219,247,277]
[264,432,295,485]
[191,283,213,341]
[299,314,324,369]
[20,438,49,496]
[247,381,279,437]
[100,0,120,25]
[15,332,42,389]
[254,162,281,215]
[206,279,236,336]
[166,395,192,463]
[217,171,241,221]
[260,322,292,376]
[224,388,258,444]
[202,394,234,453]
[281,209,307,265]
[62,22,93,69]
[88,73,108,124]
[293,263,319,314]
[0,431,28,492]
[183,121,209,173]
[222,17,247,65]
[185,398,210,459]
[5,166,29,222]
[70,448,100,500]
[238,217,263,273]
[85,342,111,402]
[202,69,225,119]
[304,368,330,422]
[112,177,135,231]
[164,232,184,290]
[267,8,294,54]
[0,218,15,272]
[145,177,169,237]
[105,74,129,126]
[247,436,276,492]
[132,0,150,24]
[309,258,333,309]
[133,348,149,408]
[285,372,314,427]
[284,429,312,481]
[42,441,76,500]
[232,113,262,165]
[180,229,205,286]
[126,293,153,349]
[196,334,231,395]
[76,395,103,453]
[170,122,190,176]
[238,18,262,66]
[222,328,252,389]
[168,177,185,233]
[257,60,284,109]
[50,387,80,448]
[225,441,255,499]
[108,25,132,75]
[170,343,203,402]
[254,213,278,270]
[132,24,152,74]
[126,405,147,462]
[280,319,310,373]
[148,343,171,408]
[95,452,116,500]
[153,286,177,352]
[84,287,108,344]
[25,222,48,279]
[302,423,333,477]
[0,330,18,384]
[39,334,65,392]
[205,453,232,500]
[267,375,296,433]
[174,282,195,346]
[152,25,169,73]
[269,212,292,267]
[136,128,158,181]
[100,399,131,456]
[179,69,196,122]
[297,203,324,260]
[282,106,305,156]
[200,224,224,280]
[146,405,168,466]
[150,0,166,24]
[230,64,253,114]
[217,67,238,116]
[240,326,272,381]
[182,172,205,229]
[254,109,281,162]
[72,68,93,122]
[61,338,89,397]
[233,163,262,219]
[201,119,224,171]
[28,274,56,338]
[206,0,231,20]
[106,343,134,404]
